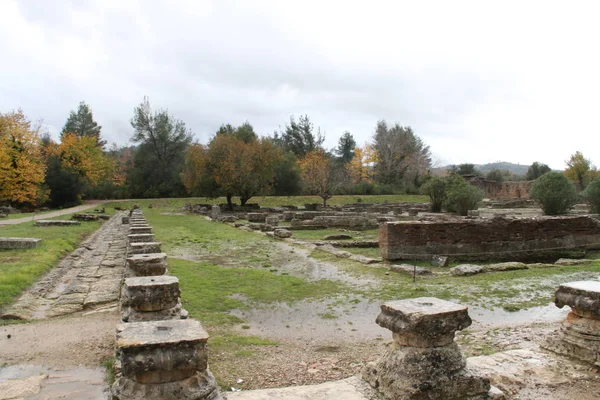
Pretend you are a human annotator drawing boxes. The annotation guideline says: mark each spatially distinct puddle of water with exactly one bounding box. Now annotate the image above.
[0,365,108,400]
[469,302,568,329]
[232,299,570,343]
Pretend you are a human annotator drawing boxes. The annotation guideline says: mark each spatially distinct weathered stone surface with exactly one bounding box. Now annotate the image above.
[247,213,267,222]
[555,280,600,318]
[126,253,168,276]
[431,255,449,267]
[484,262,528,272]
[35,220,81,226]
[128,233,155,243]
[122,216,130,224]
[130,226,153,234]
[112,371,222,400]
[323,234,353,240]
[265,215,280,226]
[554,258,593,266]
[376,298,472,347]
[130,242,162,255]
[451,264,484,276]
[0,237,42,249]
[124,276,180,311]
[219,215,238,223]
[116,319,209,384]
[0,374,46,399]
[380,216,600,262]
[210,204,220,220]
[365,298,489,399]
[72,213,99,221]
[544,281,600,367]
[390,264,432,276]
[274,228,292,238]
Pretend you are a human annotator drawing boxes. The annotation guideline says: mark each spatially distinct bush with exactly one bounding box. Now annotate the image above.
[583,178,600,213]
[443,175,484,216]
[530,172,577,215]
[420,177,446,212]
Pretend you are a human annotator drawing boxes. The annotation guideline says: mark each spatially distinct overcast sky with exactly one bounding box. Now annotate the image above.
[1,0,598,169]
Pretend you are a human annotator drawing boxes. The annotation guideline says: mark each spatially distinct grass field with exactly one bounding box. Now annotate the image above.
[0,214,104,309]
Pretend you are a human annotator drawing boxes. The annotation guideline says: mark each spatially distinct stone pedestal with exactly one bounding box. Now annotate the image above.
[112,319,221,400]
[122,276,188,322]
[126,253,168,276]
[128,233,155,243]
[130,242,162,255]
[363,297,491,399]
[543,281,600,367]
[211,205,220,220]
[122,216,130,224]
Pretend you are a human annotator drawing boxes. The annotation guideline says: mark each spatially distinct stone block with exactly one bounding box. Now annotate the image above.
[431,255,449,267]
[126,253,168,276]
[265,215,279,226]
[122,216,130,224]
[451,264,484,276]
[0,237,42,249]
[554,281,600,319]
[130,226,153,235]
[389,264,432,276]
[130,242,162,255]
[72,213,99,221]
[376,297,472,347]
[124,276,180,311]
[274,228,292,238]
[247,213,266,222]
[35,220,81,227]
[128,234,155,243]
[115,319,209,384]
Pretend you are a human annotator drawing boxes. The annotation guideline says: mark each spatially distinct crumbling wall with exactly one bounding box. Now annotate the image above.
[469,177,534,199]
[380,216,600,262]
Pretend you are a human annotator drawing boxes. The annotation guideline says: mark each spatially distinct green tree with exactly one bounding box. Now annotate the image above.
[443,174,483,216]
[129,97,193,198]
[565,151,595,190]
[274,115,324,158]
[372,120,431,189]
[486,169,504,183]
[61,101,105,148]
[420,176,446,212]
[526,162,551,180]
[530,172,578,215]
[583,178,600,214]
[449,163,479,176]
[272,152,302,196]
[335,131,356,164]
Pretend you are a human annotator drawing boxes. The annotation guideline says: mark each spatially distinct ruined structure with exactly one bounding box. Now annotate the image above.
[35,220,81,227]
[380,216,600,262]
[544,281,600,367]
[363,297,492,399]
[0,237,41,249]
[467,176,533,200]
[113,209,222,400]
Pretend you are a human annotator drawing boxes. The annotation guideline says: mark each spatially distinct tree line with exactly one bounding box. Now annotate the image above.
[0,98,432,209]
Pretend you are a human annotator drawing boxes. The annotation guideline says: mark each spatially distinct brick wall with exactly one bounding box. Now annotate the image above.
[379,216,600,262]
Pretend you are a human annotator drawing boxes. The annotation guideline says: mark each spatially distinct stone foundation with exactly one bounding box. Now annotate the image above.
[35,220,81,227]
[130,242,162,255]
[122,276,188,322]
[380,216,600,262]
[112,319,221,400]
[128,233,155,243]
[130,226,153,234]
[363,297,492,399]
[0,237,42,249]
[126,253,168,276]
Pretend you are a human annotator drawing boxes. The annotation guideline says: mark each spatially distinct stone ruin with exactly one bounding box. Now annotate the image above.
[364,297,494,399]
[544,280,600,367]
[0,237,41,249]
[112,208,222,399]
[380,215,600,262]
[35,219,81,227]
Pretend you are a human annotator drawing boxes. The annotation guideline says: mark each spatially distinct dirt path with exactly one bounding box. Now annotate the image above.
[0,200,108,225]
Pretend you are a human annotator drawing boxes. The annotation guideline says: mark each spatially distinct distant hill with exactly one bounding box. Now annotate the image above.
[473,162,529,176]
[434,162,529,177]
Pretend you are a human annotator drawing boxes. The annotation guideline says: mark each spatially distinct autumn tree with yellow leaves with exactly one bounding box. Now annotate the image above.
[0,110,47,206]
[300,150,347,207]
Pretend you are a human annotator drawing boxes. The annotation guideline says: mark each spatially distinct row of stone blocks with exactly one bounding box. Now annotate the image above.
[113,209,222,399]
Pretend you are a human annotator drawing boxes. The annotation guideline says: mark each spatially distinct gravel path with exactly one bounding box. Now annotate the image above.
[0,200,108,225]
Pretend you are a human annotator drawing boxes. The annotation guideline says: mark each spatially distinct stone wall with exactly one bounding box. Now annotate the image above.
[380,216,600,262]
[468,177,534,199]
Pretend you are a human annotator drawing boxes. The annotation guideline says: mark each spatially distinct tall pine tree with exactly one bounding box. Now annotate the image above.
[61,101,106,148]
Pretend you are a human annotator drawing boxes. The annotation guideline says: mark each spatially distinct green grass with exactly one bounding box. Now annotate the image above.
[0,217,104,310]
[102,358,115,385]
[170,257,345,326]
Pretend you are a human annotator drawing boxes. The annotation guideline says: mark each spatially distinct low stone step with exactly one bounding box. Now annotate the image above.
[35,220,81,227]
[0,237,42,249]
[126,253,168,276]
[129,242,161,255]
[128,233,155,243]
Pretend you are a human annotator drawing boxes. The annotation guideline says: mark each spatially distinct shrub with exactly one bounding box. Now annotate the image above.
[443,175,484,216]
[530,172,577,215]
[583,178,600,213]
[420,176,446,212]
